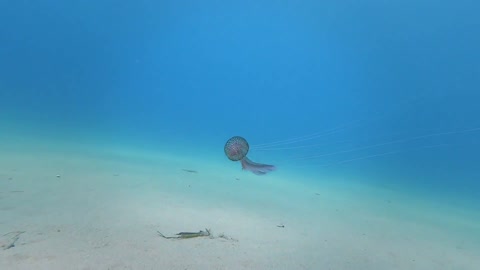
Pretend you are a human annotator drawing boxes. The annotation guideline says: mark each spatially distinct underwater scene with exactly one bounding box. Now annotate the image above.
[1,1,479,269]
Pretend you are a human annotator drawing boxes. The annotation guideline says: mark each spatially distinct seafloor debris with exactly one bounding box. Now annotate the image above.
[157,229,238,242]
[216,233,238,242]
[157,229,210,239]
[1,231,25,250]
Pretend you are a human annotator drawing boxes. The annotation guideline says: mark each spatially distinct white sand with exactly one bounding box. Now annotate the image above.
[0,141,479,270]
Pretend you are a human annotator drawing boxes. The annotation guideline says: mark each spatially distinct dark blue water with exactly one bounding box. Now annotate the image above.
[1,1,479,202]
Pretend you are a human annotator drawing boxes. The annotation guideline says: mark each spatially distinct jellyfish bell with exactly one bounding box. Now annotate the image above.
[224,136,249,161]
[224,136,276,175]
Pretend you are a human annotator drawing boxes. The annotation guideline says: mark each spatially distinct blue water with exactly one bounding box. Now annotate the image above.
[1,1,479,203]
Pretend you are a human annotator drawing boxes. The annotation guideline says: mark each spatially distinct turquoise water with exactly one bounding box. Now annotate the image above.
[1,1,480,269]
[2,1,479,191]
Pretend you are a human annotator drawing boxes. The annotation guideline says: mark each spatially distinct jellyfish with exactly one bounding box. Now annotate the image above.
[222,122,480,173]
[224,136,276,175]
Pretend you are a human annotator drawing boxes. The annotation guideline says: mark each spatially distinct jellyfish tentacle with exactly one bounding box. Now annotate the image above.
[240,157,276,175]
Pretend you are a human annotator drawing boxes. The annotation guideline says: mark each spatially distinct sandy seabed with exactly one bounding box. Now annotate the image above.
[0,142,479,270]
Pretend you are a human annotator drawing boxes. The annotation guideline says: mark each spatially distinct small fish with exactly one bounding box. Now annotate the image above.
[182,169,198,173]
